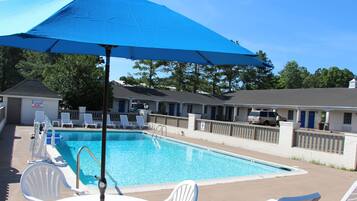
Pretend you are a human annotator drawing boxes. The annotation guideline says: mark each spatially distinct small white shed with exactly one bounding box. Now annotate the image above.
[0,80,61,125]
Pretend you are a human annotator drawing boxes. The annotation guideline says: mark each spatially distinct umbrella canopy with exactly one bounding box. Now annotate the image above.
[0,0,262,65]
[0,0,265,200]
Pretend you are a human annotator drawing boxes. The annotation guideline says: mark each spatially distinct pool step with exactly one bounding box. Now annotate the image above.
[46,133,61,144]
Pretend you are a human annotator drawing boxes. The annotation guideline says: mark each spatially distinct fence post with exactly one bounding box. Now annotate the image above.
[229,124,233,136]
[79,106,86,123]
[188,113,201,132]
[278,121,298,149]
[342,133,357,169]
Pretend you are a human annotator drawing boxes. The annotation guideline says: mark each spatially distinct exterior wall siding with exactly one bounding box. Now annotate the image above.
[21,98,59,125]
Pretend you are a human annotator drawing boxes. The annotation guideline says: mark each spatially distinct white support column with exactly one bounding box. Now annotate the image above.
[325,111,330,130]
[128,98,133,112]
[296,109,301,124]
[233,106,238,122]
[155,101,160,113]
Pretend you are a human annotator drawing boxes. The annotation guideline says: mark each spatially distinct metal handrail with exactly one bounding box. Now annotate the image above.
[76,146,123,195]
[155,125,167,136]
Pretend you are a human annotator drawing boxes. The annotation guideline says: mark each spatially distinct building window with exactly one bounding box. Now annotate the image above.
[288,110,294,121]
[187,104,193,113]
[204,105,208,114]
[344,113,352,125]
[236,108,240,116]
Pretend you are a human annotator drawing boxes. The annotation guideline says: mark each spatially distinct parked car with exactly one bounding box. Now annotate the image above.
[248,110,286,126]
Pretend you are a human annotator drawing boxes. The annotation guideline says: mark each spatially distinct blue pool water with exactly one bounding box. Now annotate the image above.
[55,131,290,187]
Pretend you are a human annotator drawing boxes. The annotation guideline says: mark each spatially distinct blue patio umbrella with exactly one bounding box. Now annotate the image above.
[0,0,265,200]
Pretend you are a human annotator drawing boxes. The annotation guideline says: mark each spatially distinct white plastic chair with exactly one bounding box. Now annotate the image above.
[34,111,45,125]
[61,112,73,127]
[20,162,83,201]
[267,192,321,201]
[164,180,198,201]
[136,115,148,129]
[341,181,357,201]
[29,128,48,163]
[83,113,97,128]
[120,115,132,129]
[106,114,116,128]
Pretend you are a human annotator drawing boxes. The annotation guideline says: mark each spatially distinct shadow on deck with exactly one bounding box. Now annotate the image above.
[0,125,25,201]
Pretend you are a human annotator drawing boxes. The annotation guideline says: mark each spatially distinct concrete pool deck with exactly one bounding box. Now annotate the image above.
[1,125,357,201]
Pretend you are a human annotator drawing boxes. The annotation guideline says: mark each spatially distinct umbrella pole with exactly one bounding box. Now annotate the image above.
[99,45,112,201]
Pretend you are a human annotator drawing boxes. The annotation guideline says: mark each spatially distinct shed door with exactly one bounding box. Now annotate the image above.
[7,97,22,124]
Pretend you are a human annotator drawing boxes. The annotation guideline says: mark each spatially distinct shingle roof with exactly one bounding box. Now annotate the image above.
[112,84,224,105]
[113,85,357,109]
[224,88,357,109]
[0,80,61,99]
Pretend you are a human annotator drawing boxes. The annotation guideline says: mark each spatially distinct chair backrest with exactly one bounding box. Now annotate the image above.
[84,113,94,124]
[120,115,129,126]
[31,129,47,160]
[20,162,67,200]
[61,112,71,123]
[34,111,45,123]
[278,192,321,201]
[136,116,144,126]
[107,114,112,124]
[341,181,357,201]
[165,180,198,201]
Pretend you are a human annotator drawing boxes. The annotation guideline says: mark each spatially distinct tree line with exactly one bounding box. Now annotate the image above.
[0,46,110,110]
[120,50,355,95]
[0,46,355,110]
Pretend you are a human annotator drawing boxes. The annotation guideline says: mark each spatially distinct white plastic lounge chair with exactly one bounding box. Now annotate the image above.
[106,114,116,128]
[83,113,97,128]
[61,112,74,127]
[267,192,321,201]
[136,115,148,129]
[164,180,198,201]
[341,181,357,201]
[120,115,132,129]
[20,162,83,201]
[33,111,45,125]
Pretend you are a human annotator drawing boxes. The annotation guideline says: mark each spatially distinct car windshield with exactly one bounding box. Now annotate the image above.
[249,112,260,116]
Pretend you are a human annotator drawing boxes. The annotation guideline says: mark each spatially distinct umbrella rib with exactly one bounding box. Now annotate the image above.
[46,39,60,53]
[195,51,214,65]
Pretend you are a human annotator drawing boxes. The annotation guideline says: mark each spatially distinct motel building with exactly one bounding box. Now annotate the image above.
[1,79,356,134]
[112,79,357,133]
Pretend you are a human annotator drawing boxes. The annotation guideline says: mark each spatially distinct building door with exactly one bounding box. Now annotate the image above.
[308,111,315,128]
[176,104,181,116]
[211,106,216,120]
[225,106,233,121]
[169,103,175,116]
[118,100,126,113]
[300,111,306,128]
[7,97,21,124]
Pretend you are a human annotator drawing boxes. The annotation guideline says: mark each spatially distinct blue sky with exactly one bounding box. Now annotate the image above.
[110,0,357,80]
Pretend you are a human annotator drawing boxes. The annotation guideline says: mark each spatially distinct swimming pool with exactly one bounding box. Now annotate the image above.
[54,130,293,187]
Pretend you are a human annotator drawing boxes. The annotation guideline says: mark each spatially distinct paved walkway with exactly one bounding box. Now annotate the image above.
[1,125,356,201]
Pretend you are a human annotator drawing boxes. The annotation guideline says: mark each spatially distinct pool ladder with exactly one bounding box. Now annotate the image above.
[155,125,167,137]
[76,146,123,195]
